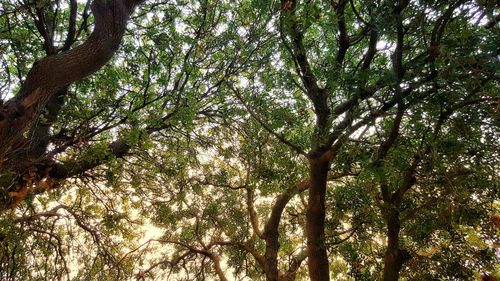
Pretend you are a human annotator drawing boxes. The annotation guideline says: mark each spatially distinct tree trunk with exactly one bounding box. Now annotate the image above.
[263,216,281,281]
[0,0,142,166]
[264,236,280,281]
[306,154,330,281]
[383,210,408,281]
[263,189,297,281]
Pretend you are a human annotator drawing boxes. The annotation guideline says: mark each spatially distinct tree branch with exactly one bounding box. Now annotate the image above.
[227,83,307,157]
[0,0,144,166]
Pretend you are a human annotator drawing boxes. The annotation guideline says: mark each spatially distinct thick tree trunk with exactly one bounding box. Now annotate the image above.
[264,237,280,281]
[0,0,143,211]
[306,154,330,281]
[263,212,281,281]
[0,0,142,166]
[383,210,408,281]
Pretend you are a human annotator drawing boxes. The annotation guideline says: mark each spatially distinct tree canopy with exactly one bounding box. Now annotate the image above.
[0,0,498,280]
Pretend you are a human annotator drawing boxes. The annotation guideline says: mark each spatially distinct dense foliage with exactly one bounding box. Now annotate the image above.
[0,0,498,280]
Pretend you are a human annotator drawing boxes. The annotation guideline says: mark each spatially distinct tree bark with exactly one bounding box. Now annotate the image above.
[28,88,67,159]
[0,0,143,166]
[382,210,409,281]
[263,216,280,281]
[306,153,330,281]
[211,254,229,281]
[263,189,293,281]
[264,237,280,281]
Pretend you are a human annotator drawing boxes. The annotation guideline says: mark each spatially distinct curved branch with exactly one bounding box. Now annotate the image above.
[246,188,263,238]
[0,0,144,165]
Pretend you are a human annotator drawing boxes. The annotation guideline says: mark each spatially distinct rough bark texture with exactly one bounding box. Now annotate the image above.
[263,228,280,281]
[0,0,143,211]
[382,210,408,281]
[0,0,142,167]
[306,154,330,281]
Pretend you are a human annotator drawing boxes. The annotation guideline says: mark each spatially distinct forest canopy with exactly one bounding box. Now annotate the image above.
[0,0,499,280]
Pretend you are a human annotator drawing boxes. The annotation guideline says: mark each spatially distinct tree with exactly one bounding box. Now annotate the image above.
[235,0,498,279]
[0,0,498,280]
[0,0,245,278]
[0,0,145,211]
